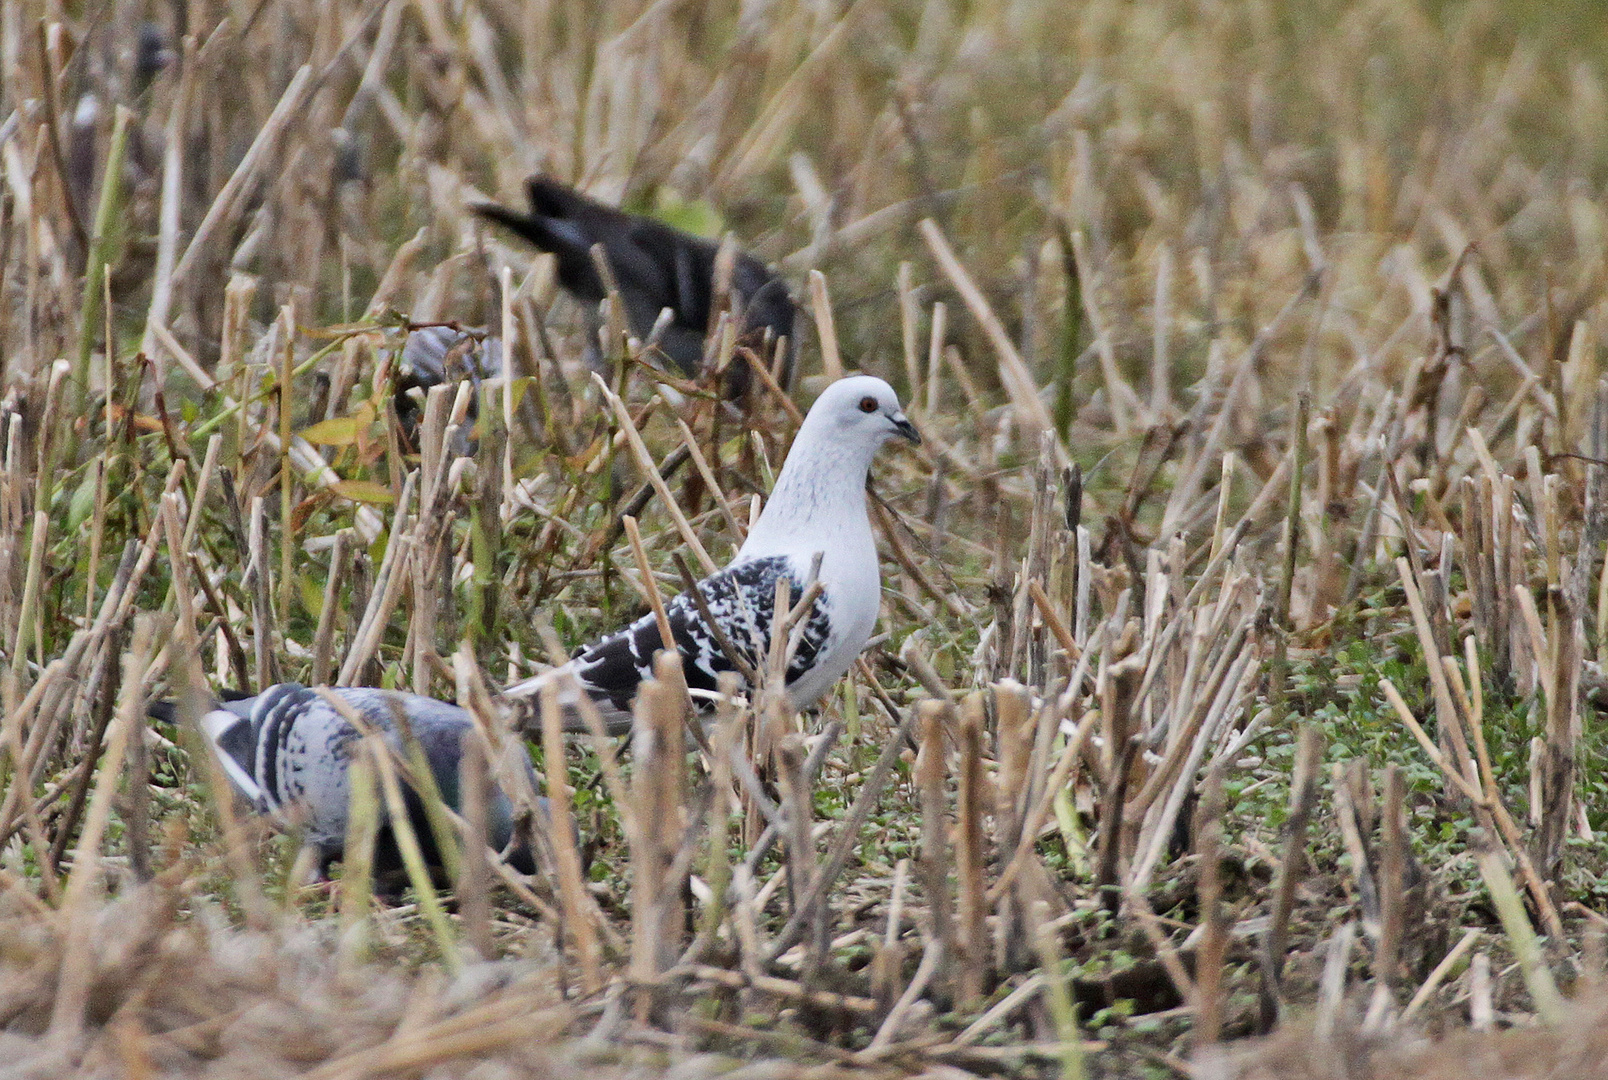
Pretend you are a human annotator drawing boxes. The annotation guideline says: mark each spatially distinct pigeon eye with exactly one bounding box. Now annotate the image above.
[858,396,878,413]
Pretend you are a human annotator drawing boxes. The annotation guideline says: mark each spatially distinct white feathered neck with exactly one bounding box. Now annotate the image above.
[738,399,886,560]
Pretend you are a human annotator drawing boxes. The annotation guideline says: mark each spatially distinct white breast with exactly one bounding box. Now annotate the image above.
[774,539,881,710]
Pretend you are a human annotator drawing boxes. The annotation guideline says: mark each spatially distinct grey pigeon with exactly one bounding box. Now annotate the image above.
[506,375,920,732]
[393,325,501,453]
[474,176,797,397]
[191,684,538,887]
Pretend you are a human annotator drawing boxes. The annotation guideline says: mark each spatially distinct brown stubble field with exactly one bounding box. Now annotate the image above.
[5,0,1608,1076]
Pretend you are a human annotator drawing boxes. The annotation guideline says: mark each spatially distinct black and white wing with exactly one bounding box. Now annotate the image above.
[561,554,832,717]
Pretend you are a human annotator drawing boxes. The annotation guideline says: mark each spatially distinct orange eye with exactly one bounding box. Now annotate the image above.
[858,396,878,413]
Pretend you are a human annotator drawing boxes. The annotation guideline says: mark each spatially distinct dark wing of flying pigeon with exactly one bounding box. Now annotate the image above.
[473,176,797,395]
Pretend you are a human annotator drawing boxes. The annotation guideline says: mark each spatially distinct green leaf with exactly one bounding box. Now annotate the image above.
[300,415,363,445]
[508,375,533,413]
[68,469,99,532]
[300,571,324,622]
[330,479,395,504]
[653,191,723,238]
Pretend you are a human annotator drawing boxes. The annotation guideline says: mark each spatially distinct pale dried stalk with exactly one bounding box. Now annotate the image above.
[1376,765,1407,996]
[990,707,1099,906]
[1380,676,1563,936]
[6,509,47,688]
[339,536,412,687]
[47,615,154,1049]
[623,515,675,654]
[1128,643,1258,893]
[670,408,745,545]
[955,692,988,1005]
[278,304,296,630]
[809,269,844,380]
[1395,555,1476,780]
[1402,928,1481,1018]
[311,530,352,686]
[338,472,417,685]
[917,698,956,992]
[1149,245,1175,415]
[456,731,492,962]
[139,31,196,358]
[927,300,947,418]
[1258,724,1324,1032]
[775,735,819,951]
[629,656,687,1004]
[993,681,1034,968]
[540,682,602,992]
[898,261,922,405]
[170,65,315,286]
[1193,767,1228,1049]
[766,701,918,963]
[246,496,279,689]
[863,934,945,1055]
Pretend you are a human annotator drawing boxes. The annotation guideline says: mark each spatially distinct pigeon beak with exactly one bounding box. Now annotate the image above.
[890,413,921,445]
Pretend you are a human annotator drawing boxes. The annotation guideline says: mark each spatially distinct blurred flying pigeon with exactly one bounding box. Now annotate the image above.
[474,176,797,397]
[504,375,920,732]
[185,684,539,887]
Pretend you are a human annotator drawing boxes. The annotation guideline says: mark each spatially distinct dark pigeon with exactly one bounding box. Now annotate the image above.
[474,176,796,396]
[134,23,174,95]
[185,684,539,889]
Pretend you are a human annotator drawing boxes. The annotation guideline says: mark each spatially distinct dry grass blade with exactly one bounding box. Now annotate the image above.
[1258,724,1324,1033]
[919,218,1059,442]
[47,614,155,1048]
[541,682,603,992]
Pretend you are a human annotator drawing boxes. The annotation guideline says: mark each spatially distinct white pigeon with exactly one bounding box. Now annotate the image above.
[508,374,920,732]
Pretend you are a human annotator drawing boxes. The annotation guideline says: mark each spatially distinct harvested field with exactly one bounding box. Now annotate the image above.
[3,0,1608,1076]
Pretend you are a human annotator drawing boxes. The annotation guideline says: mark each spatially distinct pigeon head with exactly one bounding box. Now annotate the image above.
[804,375,921,449]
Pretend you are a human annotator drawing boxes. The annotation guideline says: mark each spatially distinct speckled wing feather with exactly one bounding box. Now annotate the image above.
[567,555,830,713]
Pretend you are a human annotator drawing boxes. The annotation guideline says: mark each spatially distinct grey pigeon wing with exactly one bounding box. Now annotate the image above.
[340,689,478,809]
[209,684,529,868]
[399,327,500,387]
[247,684,359,845]
[400,326,457,385]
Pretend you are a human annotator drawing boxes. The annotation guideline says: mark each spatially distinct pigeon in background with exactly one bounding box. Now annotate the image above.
[393,325,502,454]
[133,22,175,97]
[474,176,797,397]
[171,684,540,890]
